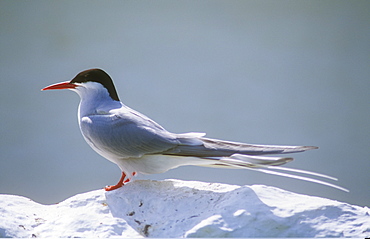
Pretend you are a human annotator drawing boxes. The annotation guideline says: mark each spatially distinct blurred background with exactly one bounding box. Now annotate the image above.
[1,1,369,206]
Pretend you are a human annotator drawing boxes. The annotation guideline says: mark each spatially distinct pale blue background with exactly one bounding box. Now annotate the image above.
[1,1,369,206]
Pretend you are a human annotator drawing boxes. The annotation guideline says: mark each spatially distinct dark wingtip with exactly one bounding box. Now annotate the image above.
[305,146,319,150]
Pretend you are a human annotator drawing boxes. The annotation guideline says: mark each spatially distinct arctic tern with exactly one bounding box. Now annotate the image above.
[42,69,347,192]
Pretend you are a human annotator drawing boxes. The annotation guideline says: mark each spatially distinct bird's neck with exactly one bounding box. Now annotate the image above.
[76,90,122,118]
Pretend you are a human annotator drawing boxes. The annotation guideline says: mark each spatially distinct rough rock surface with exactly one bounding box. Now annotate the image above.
[1,180,369,237]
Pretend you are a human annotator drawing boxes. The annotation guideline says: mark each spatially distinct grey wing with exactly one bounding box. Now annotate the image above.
[162,136,318,157]
[159,135,348,191]
[80,113,179,158]
[161,135,317,168]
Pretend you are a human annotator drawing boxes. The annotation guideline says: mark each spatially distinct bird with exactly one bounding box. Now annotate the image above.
[42,68,347,192]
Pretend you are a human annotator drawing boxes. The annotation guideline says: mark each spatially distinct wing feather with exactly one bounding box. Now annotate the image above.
[80,113,179,158]
[161,137,317,157]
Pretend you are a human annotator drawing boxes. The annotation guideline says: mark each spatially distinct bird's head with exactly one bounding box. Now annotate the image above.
[42,68,120,101]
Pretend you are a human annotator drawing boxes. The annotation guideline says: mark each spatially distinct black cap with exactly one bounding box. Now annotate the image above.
[70,69,120,101]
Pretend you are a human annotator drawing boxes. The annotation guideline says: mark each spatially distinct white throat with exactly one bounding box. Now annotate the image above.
[72,82,122,119]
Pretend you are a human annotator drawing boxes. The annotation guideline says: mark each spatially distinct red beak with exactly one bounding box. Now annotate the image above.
[41,81,78,91]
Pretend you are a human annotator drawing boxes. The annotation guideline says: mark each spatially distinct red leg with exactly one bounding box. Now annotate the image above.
[105,172,126,191]
[104,171,136,191]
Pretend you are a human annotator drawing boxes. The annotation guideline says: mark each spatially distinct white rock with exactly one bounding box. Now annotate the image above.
[0,190,141,238]
[0,179,369,238]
